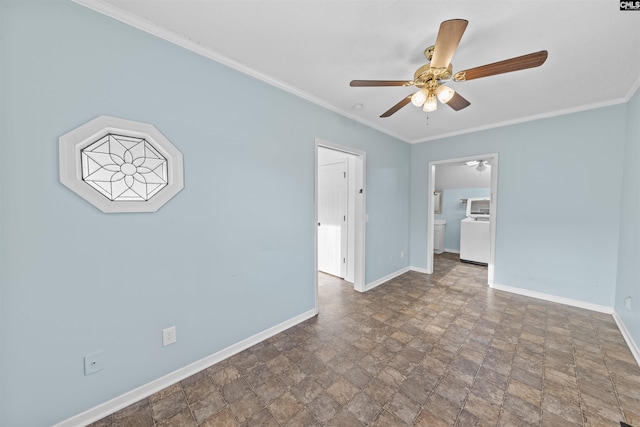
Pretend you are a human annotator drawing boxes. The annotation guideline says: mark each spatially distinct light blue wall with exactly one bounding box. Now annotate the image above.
[615,88,640,350]
[435,188,490,251]
[0,2,410,425]
[1,2,638,425]
[411,106,626,306]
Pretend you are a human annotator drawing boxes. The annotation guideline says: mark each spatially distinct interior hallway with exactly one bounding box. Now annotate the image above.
[90,253,640,426]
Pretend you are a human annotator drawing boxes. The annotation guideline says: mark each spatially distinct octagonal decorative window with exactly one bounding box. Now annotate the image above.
[81,134,168,201]
[60,116,184,213]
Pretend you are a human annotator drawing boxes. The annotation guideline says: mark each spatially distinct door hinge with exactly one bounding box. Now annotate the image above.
[343,172,346,178]
[344,215,346,221]
[343,258,346,263]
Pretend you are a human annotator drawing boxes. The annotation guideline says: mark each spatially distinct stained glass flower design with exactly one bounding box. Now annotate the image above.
[81,134,168,201]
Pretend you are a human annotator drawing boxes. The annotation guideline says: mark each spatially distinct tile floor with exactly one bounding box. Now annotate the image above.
[89,253,640,426]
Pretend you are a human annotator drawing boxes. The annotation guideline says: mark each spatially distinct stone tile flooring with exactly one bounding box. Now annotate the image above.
[90,253,640,426]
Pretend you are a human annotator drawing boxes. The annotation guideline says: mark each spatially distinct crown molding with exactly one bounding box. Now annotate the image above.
[71,0,411,144]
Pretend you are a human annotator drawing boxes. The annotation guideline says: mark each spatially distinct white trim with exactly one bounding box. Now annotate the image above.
[490,283,613,314]
[426,163,436,274]
[54,308,317,427]
[314,145,319,314]
[71,0,410,145]
[410,266,429,274]
[625,74,640,102]
[410,97,630,144]
[362,267,410,292]
[59,115,184,213]
[487,157,499,286]
[612,311,640,368]
[72,2,640,147]
[444,249,460,254]
[72,1,640,147]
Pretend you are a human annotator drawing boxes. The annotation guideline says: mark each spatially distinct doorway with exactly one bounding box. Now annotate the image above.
[315,139,366,311]
[426,153,499,284]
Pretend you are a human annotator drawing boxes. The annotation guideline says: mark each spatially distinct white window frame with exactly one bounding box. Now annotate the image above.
[59,115,184,213]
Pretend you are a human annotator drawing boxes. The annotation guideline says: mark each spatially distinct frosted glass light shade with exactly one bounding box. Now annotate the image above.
[435,85,455,103]
[423,94,437,112]
[411,89,429,107]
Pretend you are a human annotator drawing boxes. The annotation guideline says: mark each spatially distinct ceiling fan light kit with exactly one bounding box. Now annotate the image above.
[466,160,489,171]
[435,85,455,103]
[350,19,548,119]
[423,94,438,112]
[411,89,429,107]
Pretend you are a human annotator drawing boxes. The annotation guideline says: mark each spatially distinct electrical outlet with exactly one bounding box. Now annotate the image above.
[625,296,632,311]
[400,251,404,259]
[84,351,103,375]
[162,326,177,346]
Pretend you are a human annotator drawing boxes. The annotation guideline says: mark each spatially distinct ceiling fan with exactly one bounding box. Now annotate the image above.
[466,160,489,171]
[350,19,548,117]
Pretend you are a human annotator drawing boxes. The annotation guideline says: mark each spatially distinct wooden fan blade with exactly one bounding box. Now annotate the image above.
[446,92,470,111]
[380,95,413,117]
[453,50,548,81]
[350,80,410,87]
[430,19,468,69]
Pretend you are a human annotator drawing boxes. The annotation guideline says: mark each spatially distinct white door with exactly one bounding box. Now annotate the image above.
[318,161,347,277]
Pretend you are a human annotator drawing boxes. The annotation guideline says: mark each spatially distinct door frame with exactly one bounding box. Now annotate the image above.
[426,153,499,285]
[314,139,366,311]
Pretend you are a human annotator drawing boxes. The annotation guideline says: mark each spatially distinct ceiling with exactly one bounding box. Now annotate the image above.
[435,160,491,190]
[75,0,640,144]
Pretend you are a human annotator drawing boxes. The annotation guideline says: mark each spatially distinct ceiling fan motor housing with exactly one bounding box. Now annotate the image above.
[413,62,453,88]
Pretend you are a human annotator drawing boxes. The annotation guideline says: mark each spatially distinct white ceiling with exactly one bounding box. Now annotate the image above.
[435,161,491,190]
[76,0,640,144]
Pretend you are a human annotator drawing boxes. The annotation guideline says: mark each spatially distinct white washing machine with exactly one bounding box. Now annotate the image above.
[460,218,490,265]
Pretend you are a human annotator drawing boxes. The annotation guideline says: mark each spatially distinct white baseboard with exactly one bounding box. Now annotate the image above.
[54,308,318,427]
[613,310,640,368]
[363,267,410,292]
[490,283,613,314]
[410,266,429,274]
[444,248,460,254]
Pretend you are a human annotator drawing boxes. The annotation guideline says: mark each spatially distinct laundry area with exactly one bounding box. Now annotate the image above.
[460,197,490,264]
[433,159,492,266]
